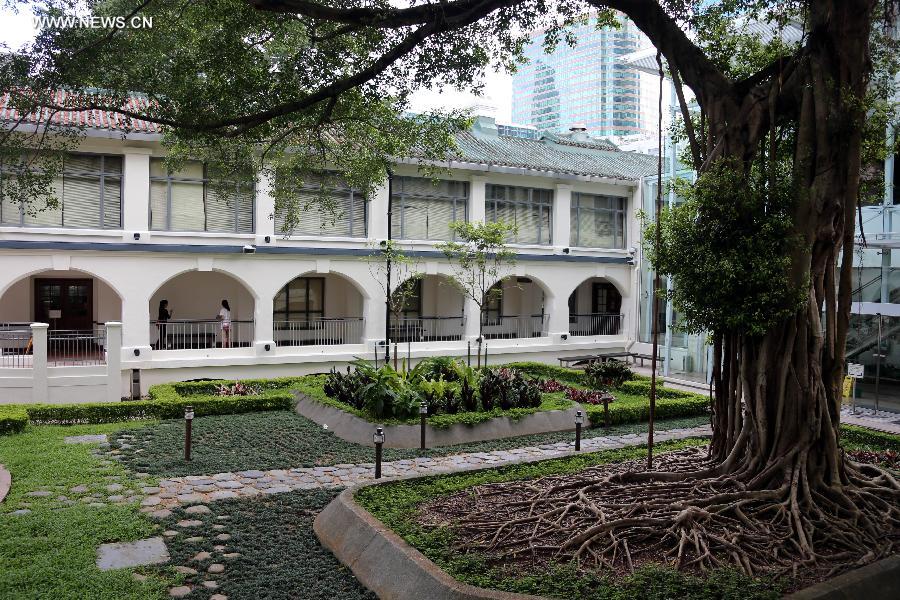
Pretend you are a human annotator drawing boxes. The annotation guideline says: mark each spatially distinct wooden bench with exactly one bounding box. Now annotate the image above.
[631,353,656,367]
[558,352,634,368]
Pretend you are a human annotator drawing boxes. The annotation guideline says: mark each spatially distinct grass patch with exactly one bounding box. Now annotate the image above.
[111,407,710,478]
[151,489,375,599]
[0,423,173,599]
[355,439,781,600]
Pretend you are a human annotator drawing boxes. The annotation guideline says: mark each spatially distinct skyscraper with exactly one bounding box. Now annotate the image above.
[511,14,651,139]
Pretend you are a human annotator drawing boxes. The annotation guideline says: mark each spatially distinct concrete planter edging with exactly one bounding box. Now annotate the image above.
[314,483,547,600]
[784,554,900,599]
[295,393,582,449]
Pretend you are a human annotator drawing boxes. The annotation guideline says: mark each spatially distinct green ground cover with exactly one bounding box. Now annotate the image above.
[355,439,783,600]
[0,422,173,599]
[148,489,375,600]
[110,408,710,478]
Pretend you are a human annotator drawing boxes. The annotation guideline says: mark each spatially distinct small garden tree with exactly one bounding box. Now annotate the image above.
[366,239,422,366]
[437,221,516,366]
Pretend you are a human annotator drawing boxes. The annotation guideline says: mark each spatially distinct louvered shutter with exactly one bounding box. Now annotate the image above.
[149,180,168,230]
[61,174,99,228]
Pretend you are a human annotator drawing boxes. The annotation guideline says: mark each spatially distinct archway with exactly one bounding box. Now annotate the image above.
[567,276,623,336]
[273,272,365,346]
[150,271,254,349]
[481,275,549,339]
[390,274,466,342]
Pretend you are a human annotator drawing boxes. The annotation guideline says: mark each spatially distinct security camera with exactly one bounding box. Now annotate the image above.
[628,246,637,254]
[562,247,570,254]
[242,244,256,254]
[561,333,569,340]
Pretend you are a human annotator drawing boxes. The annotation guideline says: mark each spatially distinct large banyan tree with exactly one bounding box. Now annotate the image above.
[2,0,898,580]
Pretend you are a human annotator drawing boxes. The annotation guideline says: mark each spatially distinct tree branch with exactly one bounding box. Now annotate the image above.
[670,65,702,168]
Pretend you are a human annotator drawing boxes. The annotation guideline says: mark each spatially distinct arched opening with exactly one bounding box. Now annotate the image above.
[274,272,365,346]
[482,276,548,339]
[0,269,122,365]
[150,271,254,349]
[567,277,623,336]
[390,274,466,342]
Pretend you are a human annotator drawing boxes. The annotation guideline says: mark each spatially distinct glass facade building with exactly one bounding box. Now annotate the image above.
[511,15,647,138]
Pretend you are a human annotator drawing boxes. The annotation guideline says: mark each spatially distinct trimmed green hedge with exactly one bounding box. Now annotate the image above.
[841,424,900,452]
[585,392,710,427]
[504,362,586,386]
[0,405,28,435]
[618,379,701,399]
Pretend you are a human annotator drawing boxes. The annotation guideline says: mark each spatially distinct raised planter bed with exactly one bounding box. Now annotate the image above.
[295,392,582,449]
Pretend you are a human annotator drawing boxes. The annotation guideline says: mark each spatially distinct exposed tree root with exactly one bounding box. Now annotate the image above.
[418,447,900,588]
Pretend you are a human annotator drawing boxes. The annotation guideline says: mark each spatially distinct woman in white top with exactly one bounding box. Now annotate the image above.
[217,299,232,348]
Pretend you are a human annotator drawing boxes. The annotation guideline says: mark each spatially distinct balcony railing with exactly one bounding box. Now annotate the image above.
[482,314,546,339]
[151,319,254,349]
[0,322,32,368]
[569,313,623,337]
[275,318,364,346]
[48,327,107,366]
[390,316,466,343]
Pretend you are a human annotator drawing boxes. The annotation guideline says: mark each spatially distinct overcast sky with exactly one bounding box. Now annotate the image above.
[0,5,514,121]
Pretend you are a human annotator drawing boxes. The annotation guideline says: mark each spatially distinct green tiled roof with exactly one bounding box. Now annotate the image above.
[446,123,659,181]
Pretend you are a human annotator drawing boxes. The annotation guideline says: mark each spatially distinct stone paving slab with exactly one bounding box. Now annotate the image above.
[144,425,712,508]
[96,536,169,570]
[65,434,109,444]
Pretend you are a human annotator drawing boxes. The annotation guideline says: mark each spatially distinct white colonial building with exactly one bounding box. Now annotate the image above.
[0,101,657,403]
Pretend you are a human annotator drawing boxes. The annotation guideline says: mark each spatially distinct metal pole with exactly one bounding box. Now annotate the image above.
[648,51,664,470]
[374,426,385,479]
[875,313,883,412]
[385,168,394,365]
[575,410,583,451]
[184,405,194,461]
[467,341,471,367]
[420,401,428,450]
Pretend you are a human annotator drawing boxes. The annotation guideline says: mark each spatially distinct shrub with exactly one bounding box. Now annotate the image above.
[840,424,900,453]
[479,367,542,411]
[618,380,699,399]
[566,387,614,406]
[584,393,709,427]
[584,360,634,389]
[504,362,585,386]
[416,356,461,382]
[216,381,262,396]
[323,367,368,410]
[0,405,28,435]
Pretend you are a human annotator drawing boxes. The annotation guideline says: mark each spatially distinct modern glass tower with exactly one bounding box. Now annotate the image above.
[511,14,649,138]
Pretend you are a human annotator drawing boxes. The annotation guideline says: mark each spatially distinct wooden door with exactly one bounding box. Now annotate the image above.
[34,279,93,331]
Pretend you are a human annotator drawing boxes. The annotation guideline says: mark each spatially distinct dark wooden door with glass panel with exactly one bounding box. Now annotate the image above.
[34,279,93,331]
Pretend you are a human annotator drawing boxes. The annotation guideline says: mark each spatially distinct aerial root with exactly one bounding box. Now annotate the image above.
[417,448,900,585]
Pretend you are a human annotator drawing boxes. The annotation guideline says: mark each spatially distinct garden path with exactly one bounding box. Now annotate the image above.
[139,424,712,513]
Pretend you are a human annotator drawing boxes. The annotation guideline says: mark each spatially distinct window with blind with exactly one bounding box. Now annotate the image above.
[149,159,255,233]
[391,176,468,240]
[274,277,325,323]
[274,173,367,237]
[570,192,626,248]
[485,184,552,245]
[0,153,122,229]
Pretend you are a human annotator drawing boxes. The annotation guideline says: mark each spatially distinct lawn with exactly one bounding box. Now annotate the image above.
[0,422,174,600]
[109,408,711,478]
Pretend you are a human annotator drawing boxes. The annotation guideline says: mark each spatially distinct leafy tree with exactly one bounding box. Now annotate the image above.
[3,0,900,581]
[437,221,516,366]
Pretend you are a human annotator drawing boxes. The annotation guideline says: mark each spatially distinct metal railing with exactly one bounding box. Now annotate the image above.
[390,316,466,343]
[48,327,106,366]
[482,314,546,339]
[274,318,364,346]
[0,322,33,368]
[151,319,255,349]
[569,313,623,336]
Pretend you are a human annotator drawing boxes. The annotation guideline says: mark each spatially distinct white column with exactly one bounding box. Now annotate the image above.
[469,176,486,223]
[30,323,48,403]
[553,184,572,249]
[369,178,389,241]
[255,169,276,245]
[121,291,151,359]
[544,293,569,339]
[105,322,122,402]
[463,297,481,341]
[363,295,386,349]
[122,149,151,234]
[253,293,275,355]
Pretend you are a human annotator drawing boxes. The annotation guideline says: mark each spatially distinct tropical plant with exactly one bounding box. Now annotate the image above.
[584,361,634,390]
[215,381,262,396]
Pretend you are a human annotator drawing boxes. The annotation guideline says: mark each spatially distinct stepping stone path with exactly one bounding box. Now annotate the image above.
[65,434,108,445]
[96,536,170,570]
[143,425,711,507]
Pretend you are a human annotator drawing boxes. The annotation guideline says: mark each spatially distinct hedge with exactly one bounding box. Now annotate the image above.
[0,405,28,435]
[584,393,710,427]
[618,380,701,400]
[504,362,586,386]
[841,424,900,452]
